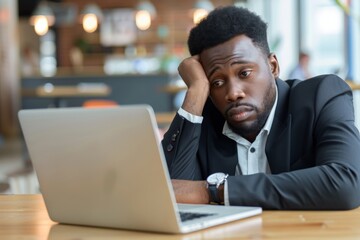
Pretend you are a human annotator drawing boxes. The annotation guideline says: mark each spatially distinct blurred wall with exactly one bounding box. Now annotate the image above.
[0,0,20,138]
[350,0,360,129]
[56,0,233,68]
[244,0,298,80]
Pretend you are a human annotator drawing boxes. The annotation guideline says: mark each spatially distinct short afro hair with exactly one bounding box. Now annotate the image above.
[188,6,270,56]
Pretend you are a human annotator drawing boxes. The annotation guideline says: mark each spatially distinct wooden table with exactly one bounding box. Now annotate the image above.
[346,80,360,91]
[155,111,176,125]
[22,83,111,107]
[1,194,360,239]
[161,85,187,94]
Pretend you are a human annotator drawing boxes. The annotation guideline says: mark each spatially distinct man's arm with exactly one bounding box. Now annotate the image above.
[178,55,209,116]
[162,114,202,179]
[162,55,210,180]
[171,179,209,204]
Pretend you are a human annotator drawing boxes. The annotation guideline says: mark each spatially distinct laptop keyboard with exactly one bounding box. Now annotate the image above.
[179,211,215,222]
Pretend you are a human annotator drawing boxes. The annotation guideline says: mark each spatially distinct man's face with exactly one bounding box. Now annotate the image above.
[200,35,279,141]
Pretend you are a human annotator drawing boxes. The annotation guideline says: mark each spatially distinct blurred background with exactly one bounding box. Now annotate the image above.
[0,0,360,194]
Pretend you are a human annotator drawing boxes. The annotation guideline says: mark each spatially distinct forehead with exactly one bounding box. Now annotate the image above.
[200,35,264,70]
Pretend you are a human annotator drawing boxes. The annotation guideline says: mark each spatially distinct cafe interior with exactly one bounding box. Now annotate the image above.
[0,0,360,194]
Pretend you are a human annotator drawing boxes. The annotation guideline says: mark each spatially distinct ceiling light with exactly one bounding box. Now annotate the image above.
[135,0,156,31]
[80,4,103,33]
[29,1,55,36]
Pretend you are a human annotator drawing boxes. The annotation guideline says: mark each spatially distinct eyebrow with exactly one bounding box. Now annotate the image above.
[208,66,219,78]
[208,60,250,78]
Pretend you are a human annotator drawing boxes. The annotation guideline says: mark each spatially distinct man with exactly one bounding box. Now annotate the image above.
[288,52,312,80]
[161,6,360,210]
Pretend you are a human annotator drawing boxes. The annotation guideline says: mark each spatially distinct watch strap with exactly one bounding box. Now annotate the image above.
[208,184,221,204]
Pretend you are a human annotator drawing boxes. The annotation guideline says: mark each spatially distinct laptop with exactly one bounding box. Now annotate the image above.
[18,105,262,234]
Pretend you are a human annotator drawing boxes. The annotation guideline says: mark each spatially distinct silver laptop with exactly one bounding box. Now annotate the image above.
[18,105,262,234]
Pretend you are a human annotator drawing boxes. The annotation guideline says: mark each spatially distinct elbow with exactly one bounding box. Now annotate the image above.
[338,177,360,210]
[324,164,360,210]
[334,189,360,210]
[332,170,360,210]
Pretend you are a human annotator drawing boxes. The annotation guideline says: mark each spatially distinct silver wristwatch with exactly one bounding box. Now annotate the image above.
[206,172,228,204]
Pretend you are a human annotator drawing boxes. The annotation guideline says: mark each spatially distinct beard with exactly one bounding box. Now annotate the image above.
[226,81,276,140]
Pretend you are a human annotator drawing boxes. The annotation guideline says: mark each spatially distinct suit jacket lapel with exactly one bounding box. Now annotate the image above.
[265,79,293,173]
[203,99,238,176]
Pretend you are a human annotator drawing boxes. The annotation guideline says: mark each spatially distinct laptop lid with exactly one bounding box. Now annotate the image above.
[18,105,261,234]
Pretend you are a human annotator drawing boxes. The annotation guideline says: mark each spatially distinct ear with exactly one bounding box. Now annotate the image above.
[268,53,280,78]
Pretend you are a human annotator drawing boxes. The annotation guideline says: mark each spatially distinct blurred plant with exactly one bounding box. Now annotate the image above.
[334,0,360,22]
[74,38,91,53]
[334,0,349,14]
[270,35,282,52]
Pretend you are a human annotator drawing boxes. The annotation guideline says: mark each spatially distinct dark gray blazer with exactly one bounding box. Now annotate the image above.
[162,74,360,210]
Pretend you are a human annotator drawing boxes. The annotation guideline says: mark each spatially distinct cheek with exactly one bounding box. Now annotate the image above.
[210,89,220,99]
[252,90,266,107]
[210,89,223,102]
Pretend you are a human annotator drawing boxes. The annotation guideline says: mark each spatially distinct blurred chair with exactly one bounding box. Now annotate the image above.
[6,168,39,194]
[0,182,10,193]
[82,99,118,108]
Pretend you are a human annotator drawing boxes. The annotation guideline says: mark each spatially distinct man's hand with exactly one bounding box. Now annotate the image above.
[171,179,210,204]
[178,55,210,116]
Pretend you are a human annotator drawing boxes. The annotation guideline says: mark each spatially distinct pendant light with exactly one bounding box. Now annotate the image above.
[135,0,156,31]
[80,4,103,33]
[29,1,55,36]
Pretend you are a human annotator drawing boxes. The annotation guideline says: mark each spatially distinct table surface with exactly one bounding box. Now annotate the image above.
[21,84,111,98]
[345,80,360,91]
[1,194,360,239]
[155,111,176,125]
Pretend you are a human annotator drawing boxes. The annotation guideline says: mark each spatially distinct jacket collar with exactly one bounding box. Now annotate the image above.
[265,78,295,173]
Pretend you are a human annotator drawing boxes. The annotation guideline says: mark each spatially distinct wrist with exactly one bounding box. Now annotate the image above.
[203,181,211,203]
[182,88,209,116]
[206,173,228,205]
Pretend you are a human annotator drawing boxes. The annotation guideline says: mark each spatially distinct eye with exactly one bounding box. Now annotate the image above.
[211,79,224,88]
[239,70,252,78]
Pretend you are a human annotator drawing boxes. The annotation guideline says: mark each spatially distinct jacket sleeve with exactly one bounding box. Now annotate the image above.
[228,76,360,210]
[161,113,203,180]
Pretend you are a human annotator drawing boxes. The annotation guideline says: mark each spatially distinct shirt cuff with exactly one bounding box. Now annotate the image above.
[224,181,230,206]
[178,107,203,124]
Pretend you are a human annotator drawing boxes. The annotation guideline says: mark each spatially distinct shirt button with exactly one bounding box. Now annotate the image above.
[250,147,256,153]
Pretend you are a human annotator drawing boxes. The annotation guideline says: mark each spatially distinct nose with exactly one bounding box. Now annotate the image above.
[225,80,246,102]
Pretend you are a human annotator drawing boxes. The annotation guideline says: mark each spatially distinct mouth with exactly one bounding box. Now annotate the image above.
[227,105,254,122]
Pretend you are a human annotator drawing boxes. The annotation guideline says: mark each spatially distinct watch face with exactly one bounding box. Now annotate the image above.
[207,172,226,185]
